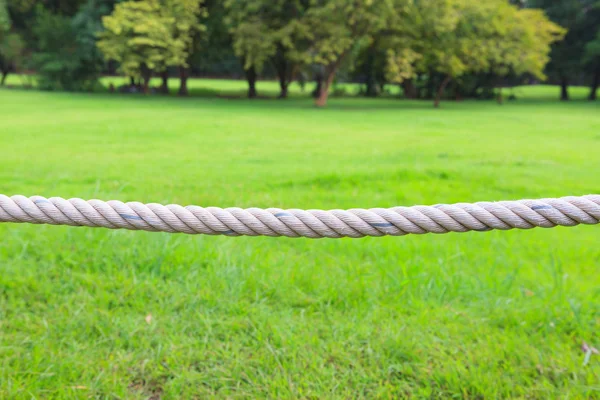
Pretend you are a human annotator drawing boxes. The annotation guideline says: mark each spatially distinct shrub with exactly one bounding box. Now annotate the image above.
[31,5,105,91]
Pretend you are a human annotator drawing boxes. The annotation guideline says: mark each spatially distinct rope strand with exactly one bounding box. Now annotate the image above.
[1,194,599,238]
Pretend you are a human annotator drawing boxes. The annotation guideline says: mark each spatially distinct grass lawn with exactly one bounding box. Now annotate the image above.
[0,83,599,398]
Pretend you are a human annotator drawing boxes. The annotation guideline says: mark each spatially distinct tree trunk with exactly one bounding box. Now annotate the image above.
[178,66,188,96]
[365,75,378,97]
[245,66,257,98]
[425,69,435,99]
[589,67,599,101]
[160,70,169,94]
[0,71,7,86]
[434,76,451,108]
[279,79,288,99]
[130,76,135,87]
[312,76,322,98]
[274,48,291,99]
[314,67,336,107]
[276,63,289,99]
[560,75,569,101]
[364,54,377,97]
[401,80,417,99]
[363,40,379,97]
[495,77,503,104]
[142,77,150,94]
[141,67,151,94]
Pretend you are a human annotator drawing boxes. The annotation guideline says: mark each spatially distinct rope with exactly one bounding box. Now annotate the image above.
[1,194,599,239]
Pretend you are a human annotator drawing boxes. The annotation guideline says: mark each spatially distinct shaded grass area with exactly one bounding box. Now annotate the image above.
[4,73,594,101]
[0,86,599,398]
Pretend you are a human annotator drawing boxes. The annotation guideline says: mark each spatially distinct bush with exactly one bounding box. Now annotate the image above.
[30,5,105,91]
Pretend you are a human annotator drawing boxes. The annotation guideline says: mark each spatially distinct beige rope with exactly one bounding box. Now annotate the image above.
[0,194,599,238]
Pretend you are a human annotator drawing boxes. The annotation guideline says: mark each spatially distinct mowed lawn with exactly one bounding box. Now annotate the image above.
[0,84,599,398]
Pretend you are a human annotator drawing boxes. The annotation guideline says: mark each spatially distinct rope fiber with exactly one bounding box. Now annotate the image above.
[1,194,599,239]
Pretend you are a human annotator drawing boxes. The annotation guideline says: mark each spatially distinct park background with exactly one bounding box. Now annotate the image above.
[1,0,600,398]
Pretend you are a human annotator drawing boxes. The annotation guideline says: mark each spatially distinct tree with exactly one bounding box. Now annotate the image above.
[10,0,87,16]
[379,0,421,99]
[580,1,600,101]
[164,0,206,95]
[0,0,24,85]
[351,37,390,97]
[99,0,204,94]
[224,1,274,98]
[192,0,240,78]
[99,1,173,93]
[384,0,563,107]
[0,0,8,30]
[5,0,89,44]
[302,0,395,107]
[528,0,596,100]
[31,6,104,90]
[70,0,115,82]
[0,32,23,85]
[585,30,600,100]
[393,0,492,107]
[225,0,311,99]
[481,5,565,103]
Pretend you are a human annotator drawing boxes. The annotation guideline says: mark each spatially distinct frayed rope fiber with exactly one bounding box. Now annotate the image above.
[1,194,599,239]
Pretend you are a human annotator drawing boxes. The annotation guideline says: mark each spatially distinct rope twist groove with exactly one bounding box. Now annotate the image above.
[1,194,599,238]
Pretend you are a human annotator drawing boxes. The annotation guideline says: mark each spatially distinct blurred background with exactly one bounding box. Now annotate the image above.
[0,0,599,105]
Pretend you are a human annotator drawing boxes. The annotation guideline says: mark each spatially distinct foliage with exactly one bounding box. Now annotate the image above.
[98,0,180,81]
[0,0,9,31]
[0,32,23,82]
[385,48,421,85]
[0,0,24,84]
[167,0,207,63]
[224,0,275,73]
[299,0,400,105]
[98,0,204,85]
[224,0,311,97]
[490,7,565,79]
[7,0,87,15]
[29,7,100,90]
[193,0,240,76]
[585,30,600,63]
[581,3,600,68]
[529,0,590,73]
[72,0,116,57]
[69,0,115,81]
[423,1,560,79]
[303,0,392,66]
[528,0,600,98]
[383,0,563,105]
[0,0,588,103]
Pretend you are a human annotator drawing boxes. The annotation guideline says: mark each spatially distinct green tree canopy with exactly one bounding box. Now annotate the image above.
[528,0,600,100]
[0,0,24,85]
[98,0,205,93]
[299,0,399,106]
[225,0,310,98]
[0,0,9,31]
[385,0,564,106]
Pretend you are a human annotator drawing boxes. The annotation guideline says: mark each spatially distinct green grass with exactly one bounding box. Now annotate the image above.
[0,83,599,399]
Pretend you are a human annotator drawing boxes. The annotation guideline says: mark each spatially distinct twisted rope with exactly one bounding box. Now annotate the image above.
[1,194,599,239]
